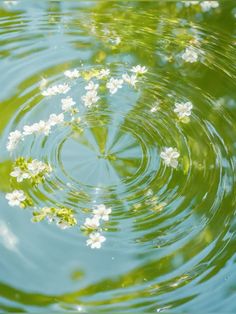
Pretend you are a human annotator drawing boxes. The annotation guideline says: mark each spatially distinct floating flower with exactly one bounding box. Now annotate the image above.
[93,204,111,221]
[122,73,138,87]
[160,147,180,169]
[27,160,47,176]
[85,81,99,92]
[6,190,26,207]
[86,232,106,249]
[131,65,147,74]
[6,130,23,151]
[81,90,100,107]
[10,167,30,182]
[97,69,110,79]
[182,46,198,63]
[83,216,100,229]
[61,96,76,112]
[23,124,38,136]
[48,113,64,126]
[106,77,123,94]
[64,69,80,79]
[174,101,193,118]
[34,120,51,135]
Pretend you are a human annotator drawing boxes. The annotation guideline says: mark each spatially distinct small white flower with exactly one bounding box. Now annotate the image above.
[5,190,26,207]
[23,124,38,136]
[174,101,193,118]
[93,204,111,221]
[27,160,46,176]
[10,167,30,182]
[81,90,100,108]
[64,69,80,79]
[160,147,180,169]
[106,77,123,94]
[84,216,100,229]
[131,65,147,74]
[97,69,110,79]
[86,232,106,249]
[122,73,138,87]
[182,46,198,63]
[200,1,219,12]
[61,96,76,112]
[34,120,51,135]
[48,113,64,126]
[85,81,99,92]
[6,130,23,151]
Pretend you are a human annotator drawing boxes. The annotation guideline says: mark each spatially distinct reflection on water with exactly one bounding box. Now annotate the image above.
[0,0,236,313]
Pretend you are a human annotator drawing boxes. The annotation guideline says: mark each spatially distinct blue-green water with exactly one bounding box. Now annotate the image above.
[0,1,236,313]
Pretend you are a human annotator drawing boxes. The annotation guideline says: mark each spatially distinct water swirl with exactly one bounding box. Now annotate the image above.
[0,1,236,313]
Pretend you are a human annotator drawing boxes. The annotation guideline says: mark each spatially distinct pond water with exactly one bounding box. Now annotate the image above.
[0,1,236,313]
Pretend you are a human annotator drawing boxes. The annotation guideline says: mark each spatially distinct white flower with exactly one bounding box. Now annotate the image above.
[93,204,111,221]
[64,69,80,79]
[160,147,180,169]
[61,96,75,112]
[85,81,99,92]
[86,232,106,249]
[61,96,76,112]
[48,113,64,126]
[182,46,198,63]
[10,167,30,182]
[5,190,26,207]
[97,69,110,79]
[174,101,193,118]
[106,77,123,94]
[122,73,138,87]
[83,217,100,229]
[200,1,219,12]
[27,160,47,176]
[81,90,100,108]
[42,84,70,96]
[23,124,38,136]
[6,130,23,151]
[131,65,147,74]
[34,120,51,135]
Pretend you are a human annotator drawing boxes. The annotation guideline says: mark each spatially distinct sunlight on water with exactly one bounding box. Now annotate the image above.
[0,0,236,313]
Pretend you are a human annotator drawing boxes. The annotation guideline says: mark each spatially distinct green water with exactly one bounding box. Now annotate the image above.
[0,0,236,313]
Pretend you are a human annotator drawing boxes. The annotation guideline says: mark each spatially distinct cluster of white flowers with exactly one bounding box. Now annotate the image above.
[174,101,193,118]
[6,64,149,250]
[64,69,80,79]
[84,204,112,249]
[6,190,26,207]
[160,147,180,169]
[7,114,64,152]
[182,46,198,63]
[81,80,100,107]
[42,83,70,96]
[10,159,52,182]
